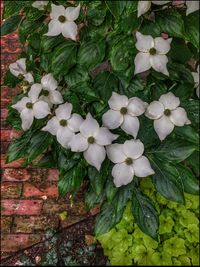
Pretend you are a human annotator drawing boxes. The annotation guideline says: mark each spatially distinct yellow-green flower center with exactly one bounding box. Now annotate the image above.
[60,119,67,126]
[120,107,128,115]
[41,89,49,96]
[149,48,157,55]
[125,157,133,165]
[26,102,33,109]
[58,15,66,23]
[164,109,171,116]
[88,136,95,144]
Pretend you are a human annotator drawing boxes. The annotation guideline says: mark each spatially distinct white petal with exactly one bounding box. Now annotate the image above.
[145,101,164,120]
[42,117,59,135]
[192,72,199,87]
[9,58,26,77]
[133,156,155,177]
[152,1,171,5]
[154,115,174,141]
[150,54,169,76]
[33,100,50,119]
[67,113,84,132]
[41,73,57,91]
[46,20,62,36]
[69,133,88,152]
[50,3,65,19]
[154,37,172,55]
[65,4,80,21]
[55,103,72,120]
[49,90,63,104]
[121,115,140,138]
[28,84,42,103]
[20,108,34,131]
[80,113,99,138]
[39,95,53,108]
[106,144,126,164]
[56,127,74,149]
[196,86,200,98]
[61,21,78,41]
[95,127,118,146]
[112,163,134,187]
[186,0,199,16]
[123,139,144,160]
[134,52,151,75]
[108,92,128,111]
[23,73,34,83]
[137,1,151,17]
[84,144,106,171]
[127,97,147,116]
[102,109,123,129]
[169,107,190,127]
[32,1,48,10]
[135,32,154,52]
[159,92,180,110]
[12,97,29,113]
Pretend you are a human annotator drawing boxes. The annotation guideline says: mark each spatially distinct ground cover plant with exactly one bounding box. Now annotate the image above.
[1,0,199,262]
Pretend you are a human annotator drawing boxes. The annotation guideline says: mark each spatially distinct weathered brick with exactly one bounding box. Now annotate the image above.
[2,169,30,181]
[29,169,48,184]
[1,156,25,168]
[23,183,58,198]
[1,234,41,252]
[1,142,9,154]
[13,216,59,233]
[42,199,67,214]
[1,217,13,233]
[47,169,59,181]
[0,129,21,141]
[0,108,8,120]
[1,200,43,215]
[1,182,22,198]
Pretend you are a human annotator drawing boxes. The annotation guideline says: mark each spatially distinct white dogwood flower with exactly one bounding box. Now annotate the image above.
[134,32,172,76]
[9,58,34,83]
[192,65,199,98]
[137,1,171,17]
[37,73,63,106]
[145,92,191,141]
[32,1,48,10]
[69,113,118,171]
[107,139,155,187]
[102,92,147,138]
[12,84,51,131]
[42,103,83,148]
[186,0,199,16]
[46,4,80,41]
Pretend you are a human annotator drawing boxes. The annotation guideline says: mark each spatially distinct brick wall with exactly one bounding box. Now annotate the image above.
[1,16,90,259]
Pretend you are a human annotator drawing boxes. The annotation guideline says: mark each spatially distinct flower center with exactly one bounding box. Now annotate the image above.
[59,119,67,126]
[164,109,171,116]
[26,102,33,109]
[41,89,49,96]
[18,74,24,80]
[88,136,95,144]
[58,15,66,23]
[149,48,157,55]
[120,107,128,115]
[125,158,133,165]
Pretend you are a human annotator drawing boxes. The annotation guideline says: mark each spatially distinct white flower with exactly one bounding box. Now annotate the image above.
[137,1,171,17]
[12,84,51,131]
[192,65,199,98]
[9,58,34,83]
[37,73,63,106]
[32,1,48,10]
[69,113,118,171]
[134,32,172,76]
[102,92,147,138]
[42,103,83,148]
[186,0,199,16]
[46,4,80,41]
[107,139,155,187]
[145,92,191,141]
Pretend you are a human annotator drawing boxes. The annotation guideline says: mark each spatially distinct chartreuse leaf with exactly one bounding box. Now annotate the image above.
[132,188,159,241]
[150,156,185,203]
[1,15,22,36]
[184,11,199,49]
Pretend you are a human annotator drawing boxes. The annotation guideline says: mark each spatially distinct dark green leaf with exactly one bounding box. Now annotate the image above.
[186,151,200,177]
[3,1,27,18]
[25,6,44,21]
[112,184,133,215]
[87,2,107,26]
[169,38,192,63]
[168,62,194,84]
[105,177,118,203]
[182,99,199,127]
[106,1,127,18]
[1,15,22,36]
[65,65,90,87]
[41,35,65,53]
[18,19,42,44]
[4,70,21,88]
[174,126,199,146]
[184,11,199,48]
[85,186,105,211]
[33,153,57,168]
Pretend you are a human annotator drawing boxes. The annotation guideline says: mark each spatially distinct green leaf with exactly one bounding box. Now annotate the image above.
[176,165,199,195]
[168,62,194,84]
[58,160,86,196]
[51,42,78,77]
[18,19,42,44]
[27,131,53,164]
[105,177,118,203]
[132,188,159,240]
[41,35,65,53]
[4,70,21,87]
[112,184,133,215]
[150,156,184,203]
[93,71,119,102]
[78,40,105,71]
[33,153,57,168]
[1,15,22,36]
[181,99,199,127]
[169,38,192,63]
[171,83,193,100]
[105,1,127,18]
[184,11,199,49]
[174,126,199,146]
[25,6,44,21]
[85,186,105,211]
[3,1,26,18]
[69,82,99,102]
[186,151,200,177]
[65,65,90,87]
[87,2,107,26]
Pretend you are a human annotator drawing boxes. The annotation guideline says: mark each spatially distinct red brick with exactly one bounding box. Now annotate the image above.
[0,108,8,120]
[47,169,59,181]
[42,199,67,214]
[0,129,21,141]
[1,157,25,168]
[1,234,41,252]
[23,183,58,198]
[2,169,30,181]
[1,217,13,233]
[1,182,22,198]
[1,200,43,215]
